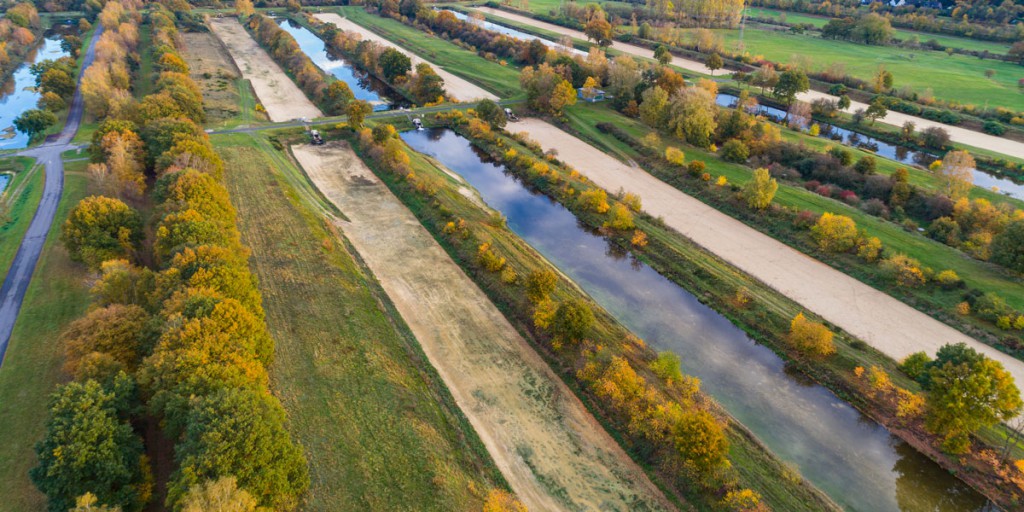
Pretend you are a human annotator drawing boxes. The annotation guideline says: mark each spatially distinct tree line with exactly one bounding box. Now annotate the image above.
[0,2,41,79]
[31,1,308,511]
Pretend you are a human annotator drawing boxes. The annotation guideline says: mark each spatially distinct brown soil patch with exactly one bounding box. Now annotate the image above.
[180,31,243,125]
[313,13,498,102]
[292,141,673,512]
[208,17,322,122]
[512,118,1024,387]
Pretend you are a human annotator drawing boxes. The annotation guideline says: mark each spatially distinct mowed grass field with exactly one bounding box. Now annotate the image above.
[216,133,506,511]
[0,168,91,512]
[564,103,1024,311]
[333,7,524,98]
[0,157,43,278]
[744,6,1012,54]
[693,26,1024,111]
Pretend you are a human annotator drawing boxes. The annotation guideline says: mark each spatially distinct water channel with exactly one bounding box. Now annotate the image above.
[0,31,70,151]
[276,17,408,112]
[401,127,991,512]
[717,93,1024,201]
[0,174,10,195]
[445,10,586,56]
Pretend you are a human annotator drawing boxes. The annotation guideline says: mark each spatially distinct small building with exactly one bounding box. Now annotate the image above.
[577,87,606,103]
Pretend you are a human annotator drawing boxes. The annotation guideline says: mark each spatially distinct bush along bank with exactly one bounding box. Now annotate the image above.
[30,3,308,511]
[445,108,1024,509]
[330,114,839,512]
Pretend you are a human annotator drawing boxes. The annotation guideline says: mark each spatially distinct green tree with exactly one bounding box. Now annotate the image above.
[773,69,809,107]
[719,138,748,162]
[409,63,445,104]
[925,348,1022,453]
[991,220,1024,273]
[41,67,76,97]
[550,299,594,343]
[398,0,422,19]
[864,97,887,125]
[653,44,671,66]
[851,12,894,45]
[32,378,148,512]
[166,388,309,510]
[346,100,373,130]
[13,108,57,138]
[743,168,778,210]
[837,94,851,110]
[379,48,411,82]
[666,87,717,147]
[61,196,143,270]
[475,99,506,129]
[705,53,723,75]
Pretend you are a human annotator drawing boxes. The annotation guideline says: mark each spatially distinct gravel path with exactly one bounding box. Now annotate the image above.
[209,17,322,122]
[475,7,1024,160]
[314,13,499,102]
[513,118,1024,388]
[293,141,673,512]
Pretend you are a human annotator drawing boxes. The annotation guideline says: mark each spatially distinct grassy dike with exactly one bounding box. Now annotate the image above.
[294,121,840,511]
[0,168,91,512]
[444,116,1024,507]
[214,132,508,511]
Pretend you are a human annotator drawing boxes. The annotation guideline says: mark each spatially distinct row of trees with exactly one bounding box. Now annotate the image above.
[33,2,308,511]
[0,3,41,78]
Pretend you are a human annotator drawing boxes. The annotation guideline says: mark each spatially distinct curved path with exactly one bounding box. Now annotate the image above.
[0,25,101,367]
[473,6,1024,160]
[513,118,1024,389]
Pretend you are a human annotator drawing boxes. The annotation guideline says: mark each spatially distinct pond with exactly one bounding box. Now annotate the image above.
[401,127,992,512]
[717,93,1024,201]
[0,174,9,195]
[0,30,71,151]
[276,17,408,112]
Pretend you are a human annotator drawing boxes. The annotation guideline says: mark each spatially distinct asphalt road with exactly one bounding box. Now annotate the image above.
[0,25,101,368]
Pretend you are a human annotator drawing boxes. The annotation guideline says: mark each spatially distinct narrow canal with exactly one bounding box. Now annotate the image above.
[401,127,991,512]
[276,17,408,111]
[0,31,70,151]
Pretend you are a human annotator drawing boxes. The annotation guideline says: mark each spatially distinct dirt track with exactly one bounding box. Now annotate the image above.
[209,17,322,122]
[475,7,1024,160]
[292,141,673,512]
[512,118,1024,388]
[313,13,498,102]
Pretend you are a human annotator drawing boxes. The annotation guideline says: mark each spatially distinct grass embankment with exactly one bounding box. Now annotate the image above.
[643,24,1024,111]
[744,6,1012,54]
[327,120,837,511]
[0,157,43,278]
[215,132,507,511]
[0,168,91,512]
[134,21,154,98]
[564,103,1024,326]
[331,6,524,99]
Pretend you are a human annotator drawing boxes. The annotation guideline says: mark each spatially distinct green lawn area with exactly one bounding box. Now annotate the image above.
[744,6,1012,54]
[216,132,506,511]
[0,168,90,512]
[0,158,43,279]
[564,103,1024,314]
[700,26,1024,111]
[334,6,524,99]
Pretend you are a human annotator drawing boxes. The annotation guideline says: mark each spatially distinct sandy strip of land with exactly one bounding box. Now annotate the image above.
[475,7,1024,160]
[313,13,498,102]
[208,17,323,122]
[292,141,673,512]
[512,118,1024,389]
